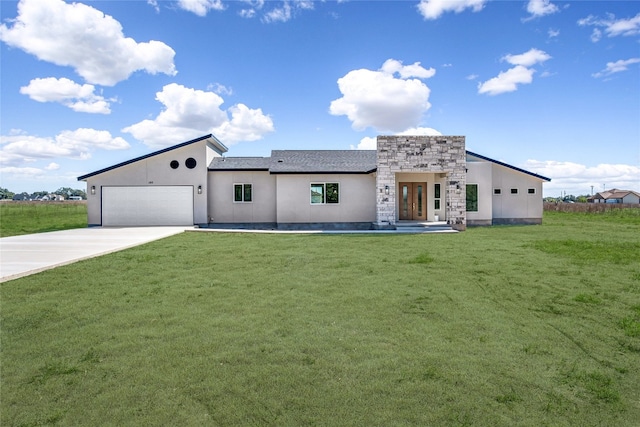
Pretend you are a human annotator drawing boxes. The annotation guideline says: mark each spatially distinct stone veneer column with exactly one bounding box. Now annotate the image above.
[376,135,467,231]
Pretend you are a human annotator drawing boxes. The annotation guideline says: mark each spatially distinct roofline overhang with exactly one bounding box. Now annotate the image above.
[78,134,226,181]
[466,150,551,182]
[208,168,270,172]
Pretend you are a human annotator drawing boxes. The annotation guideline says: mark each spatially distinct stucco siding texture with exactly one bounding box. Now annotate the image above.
[275,174,376,223]
[85,141,210,225]
[208,171,277,223]
[491,164,543,220]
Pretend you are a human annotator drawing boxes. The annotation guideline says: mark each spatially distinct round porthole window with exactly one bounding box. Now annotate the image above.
[185,157,197,169]
[170,160,179,169]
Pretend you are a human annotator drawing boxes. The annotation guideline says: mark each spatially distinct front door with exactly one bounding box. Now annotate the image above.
[399,182,427,221]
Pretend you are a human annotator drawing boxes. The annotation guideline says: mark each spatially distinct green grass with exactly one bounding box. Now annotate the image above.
[2,210,640,426]
[0,202,87,237]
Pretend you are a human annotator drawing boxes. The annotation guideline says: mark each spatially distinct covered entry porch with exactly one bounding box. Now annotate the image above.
[396,172,446,223]
[375,135,467,231]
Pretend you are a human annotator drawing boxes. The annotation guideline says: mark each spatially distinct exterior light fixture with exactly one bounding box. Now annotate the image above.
[385,185,389,195]
[91,185,96,195]
[197,185,202,194]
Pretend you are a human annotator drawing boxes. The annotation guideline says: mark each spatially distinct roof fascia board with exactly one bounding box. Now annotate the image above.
[208,168,270,172]
[466,150,551,182]
[78,134,221,181]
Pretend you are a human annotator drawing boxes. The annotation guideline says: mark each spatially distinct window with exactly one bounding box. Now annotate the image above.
[234,184,252,202]
[511,188,518,195]
[493,188,501,195]
[434,183,441,210]
[528,188,536,194]
[185,157,197,169]
[170,160,179,169]
[466,184,478,212]
[311,183,339,204]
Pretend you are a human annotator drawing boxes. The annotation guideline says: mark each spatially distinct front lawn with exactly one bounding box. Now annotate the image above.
[1,210,639,425]
[0,201,87,237]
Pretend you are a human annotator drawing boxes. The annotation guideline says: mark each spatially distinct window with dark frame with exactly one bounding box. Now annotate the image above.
[311,183,339,204]
[511,188,518,194]
[234,184,252,202]
[528,188,536,194]
[466,184,478,212]
[434,183,441,210]
[494,188,501,195]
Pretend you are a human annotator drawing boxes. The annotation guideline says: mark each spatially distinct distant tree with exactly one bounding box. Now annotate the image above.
[576,195,588,203]
[0,187,15,200]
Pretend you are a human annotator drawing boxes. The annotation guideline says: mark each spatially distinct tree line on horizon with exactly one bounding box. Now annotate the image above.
[0,187,87,201]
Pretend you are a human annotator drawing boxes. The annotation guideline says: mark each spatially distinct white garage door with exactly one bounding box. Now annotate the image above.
[102,186,194,226]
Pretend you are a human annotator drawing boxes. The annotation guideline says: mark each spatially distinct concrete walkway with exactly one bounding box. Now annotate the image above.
[0,227,190,282]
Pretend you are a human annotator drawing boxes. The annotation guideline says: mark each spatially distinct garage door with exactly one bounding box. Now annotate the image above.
[102,186,194,226]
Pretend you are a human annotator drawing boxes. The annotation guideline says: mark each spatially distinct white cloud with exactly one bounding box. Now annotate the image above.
[123,83,274,148]
[20,77,112,114]
[592,58,640,78]
[478,48,550,95]
[350,128,442,150]
[262,0,314,23]
[45,162,60,171]
[478,65,535,95]
[397,127,443,136]
[504,48,551,67]
[548,28,560,38]
[579,13,640,42]
[417,0,486,20]
[522,160,640,196]
[0,129,130,165]
[177,0,225,17]
[147,1,160,13]
[208,82,233,96]
[351,136,377,150]
[0,0,176,86]
[330,59,435,132]
[525,0,558,19]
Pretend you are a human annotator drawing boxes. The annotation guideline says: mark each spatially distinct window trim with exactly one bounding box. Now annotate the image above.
[310,182,340,205]
[233,183,253,203]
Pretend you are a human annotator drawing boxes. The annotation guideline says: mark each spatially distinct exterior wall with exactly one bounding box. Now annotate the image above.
[622,193,640,204]
[275,173,376,223]
[84,140,216,225]
[376,136,466,230]
[490,162,544,224]
[465,161,493,225]
[208,171,277,223]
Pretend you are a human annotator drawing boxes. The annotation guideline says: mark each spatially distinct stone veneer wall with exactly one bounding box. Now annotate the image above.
[376,135,467,231]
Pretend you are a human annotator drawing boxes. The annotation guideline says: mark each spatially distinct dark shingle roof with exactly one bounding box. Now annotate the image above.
[208,150,377,174]
[269,150,377,174]
[209,157,271,171]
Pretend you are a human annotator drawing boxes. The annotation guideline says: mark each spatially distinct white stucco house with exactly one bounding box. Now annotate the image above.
[78,134,550,231]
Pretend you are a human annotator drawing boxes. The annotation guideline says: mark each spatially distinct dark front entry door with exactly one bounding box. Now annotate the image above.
[399,182,427,221]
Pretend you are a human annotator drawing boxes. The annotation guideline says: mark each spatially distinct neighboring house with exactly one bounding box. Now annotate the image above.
[589,189,640,204]
[12,193,29,201]
[78,134,550,230]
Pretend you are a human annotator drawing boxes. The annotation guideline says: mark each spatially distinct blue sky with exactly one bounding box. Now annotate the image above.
[1,0,638,197]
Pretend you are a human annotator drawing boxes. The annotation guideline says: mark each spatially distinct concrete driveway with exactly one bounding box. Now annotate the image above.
[0,227,190,283]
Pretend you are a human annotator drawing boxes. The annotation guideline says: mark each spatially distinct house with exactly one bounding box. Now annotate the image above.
[589,189,640,204]
[78,134,550,230]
